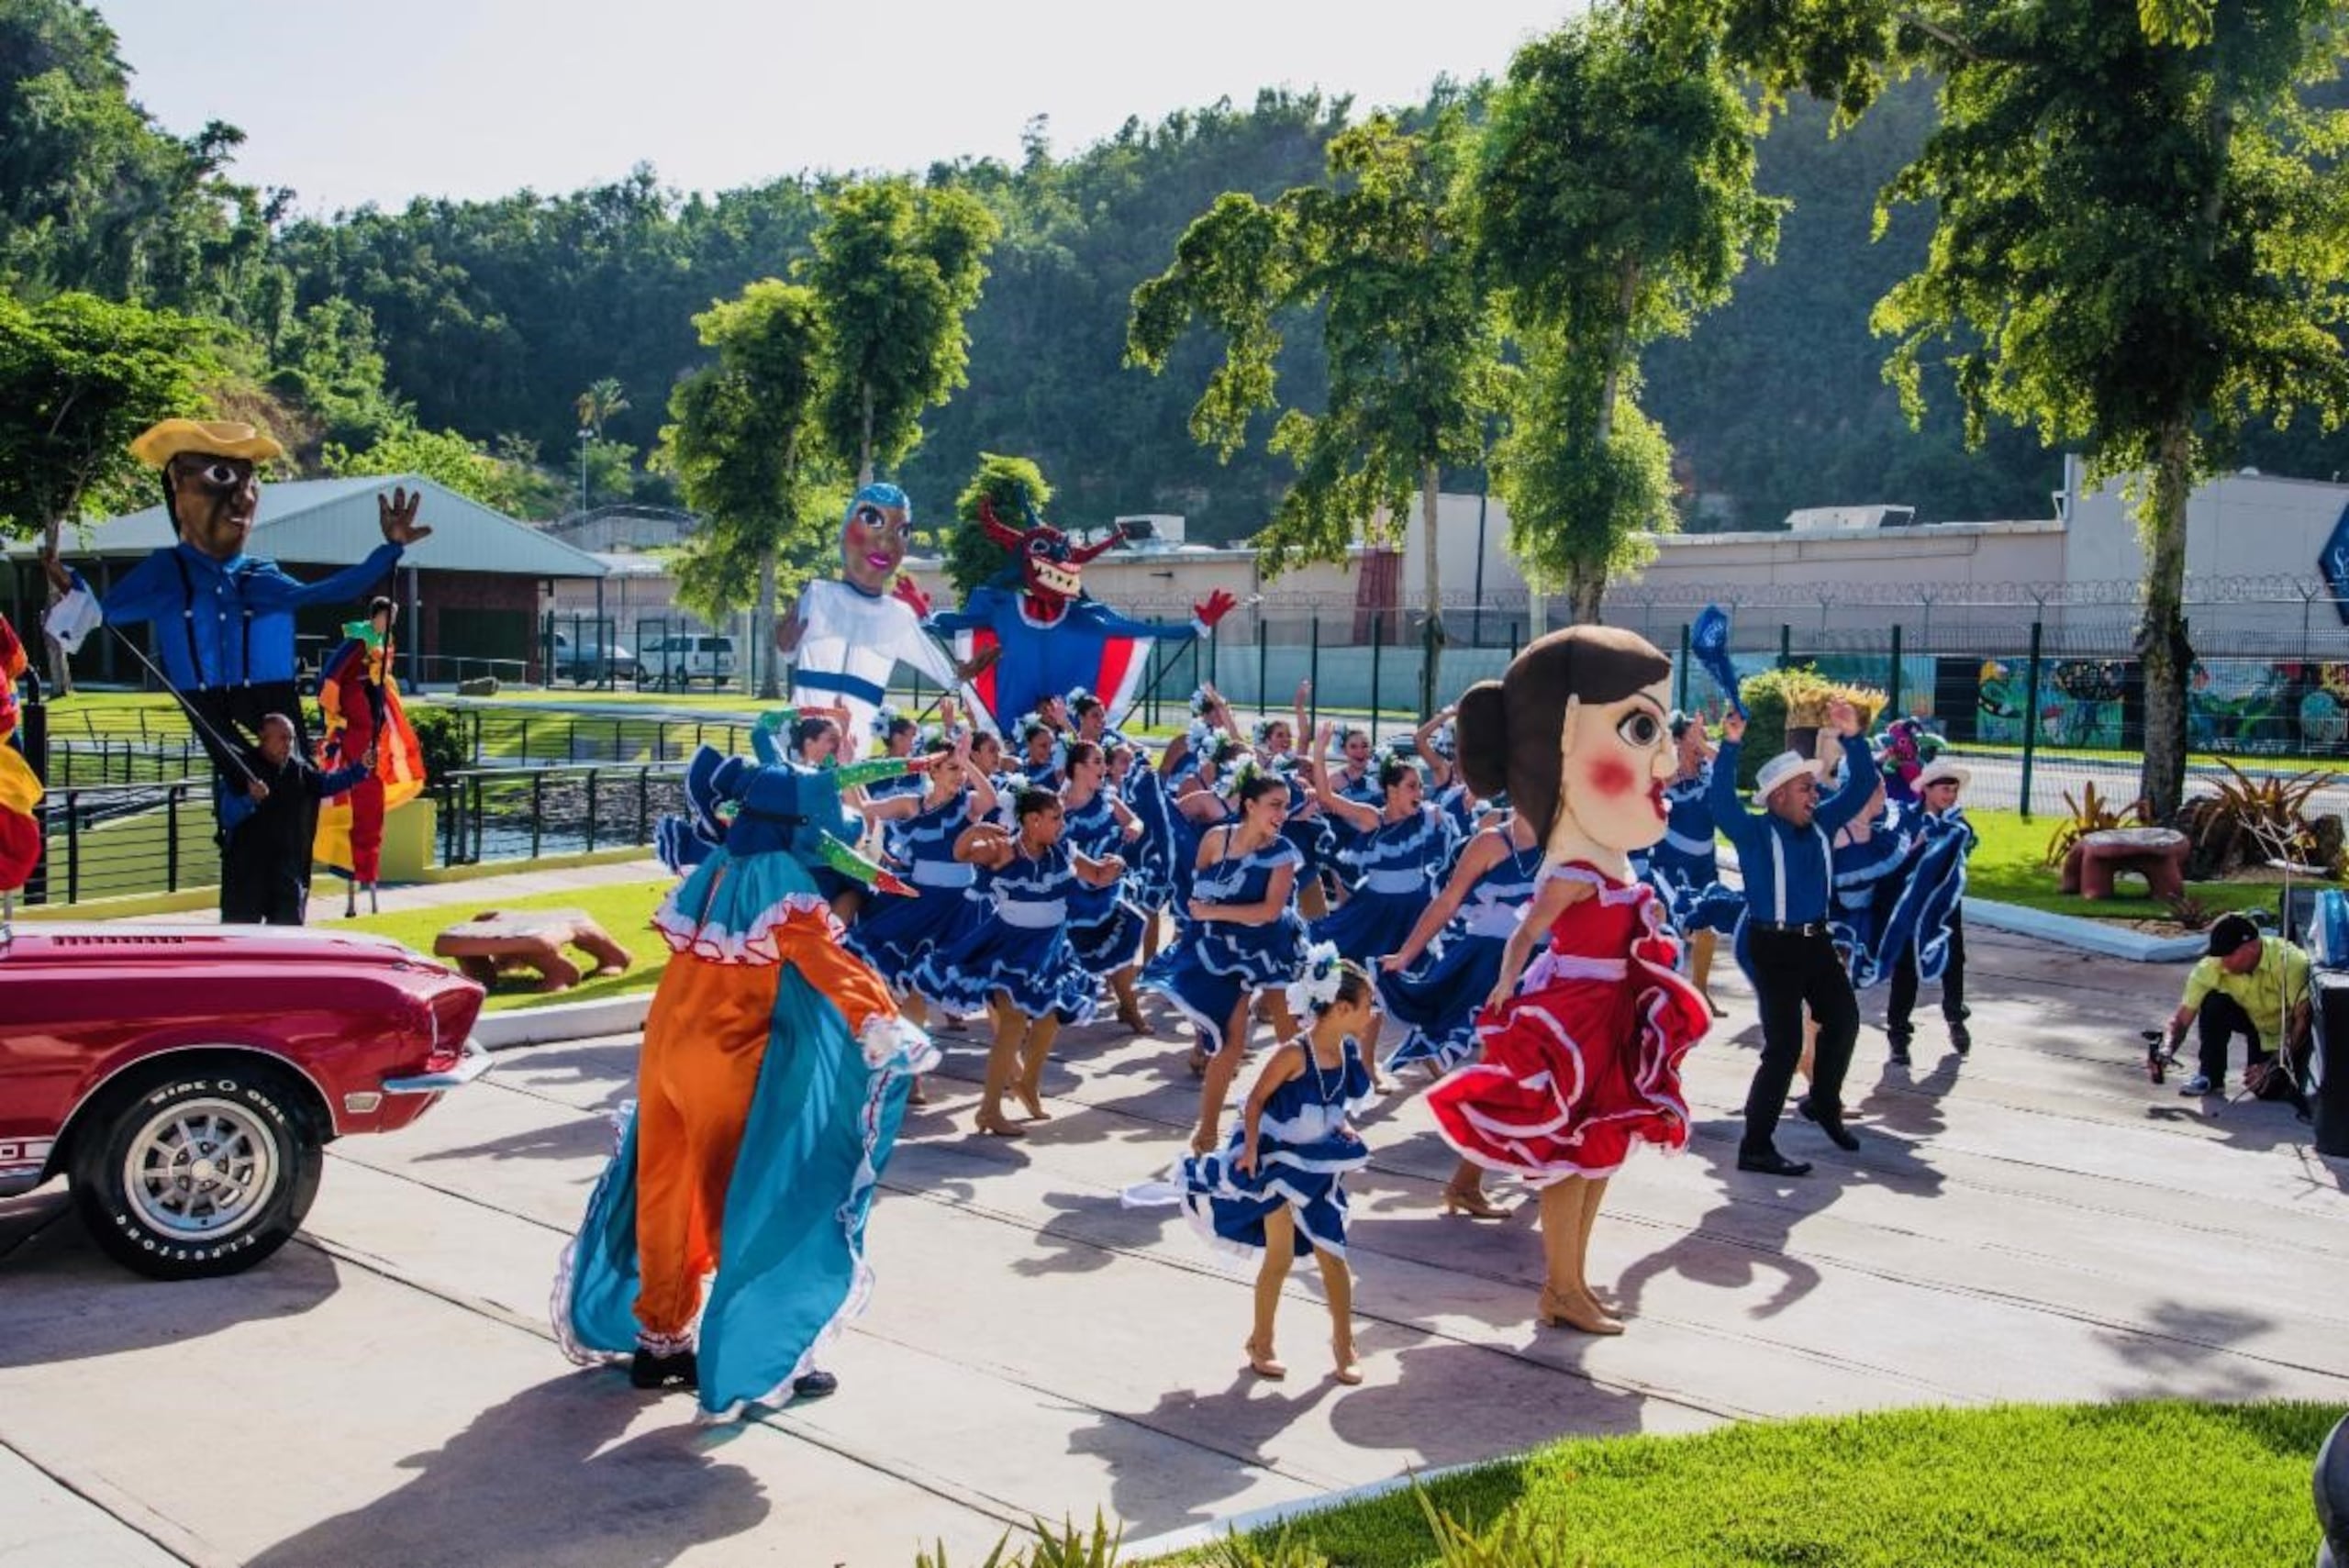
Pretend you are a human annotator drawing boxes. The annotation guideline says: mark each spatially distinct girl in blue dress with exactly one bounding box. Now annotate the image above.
[1308,722,1453,967]
[909,786,1125,1137]
[1413,706,1477,846]
[1173,945,1375,1385]
[847,732,999,1018]
[1141,771,1309,1155]
[1016,716,1063,793]
[1060,740,1152,1033]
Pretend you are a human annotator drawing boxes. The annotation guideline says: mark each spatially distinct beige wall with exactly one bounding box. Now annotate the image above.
[2062,456,2349,587]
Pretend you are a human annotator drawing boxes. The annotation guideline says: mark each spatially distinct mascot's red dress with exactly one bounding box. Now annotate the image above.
[1429,862,1709,1182]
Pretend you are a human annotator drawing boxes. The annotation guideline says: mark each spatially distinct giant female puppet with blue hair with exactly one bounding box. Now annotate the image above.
[777,483,988,753]
[554,709,940,1418]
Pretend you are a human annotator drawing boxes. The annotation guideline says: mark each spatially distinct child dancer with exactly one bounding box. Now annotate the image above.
[1173,942,1374,1385]
[910,787,1124,1136]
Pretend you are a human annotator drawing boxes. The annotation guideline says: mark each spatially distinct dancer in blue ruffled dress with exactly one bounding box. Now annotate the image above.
[1155,945,1375,1385]
[1307,720,1453,966]
[1377,806,1547,1077]
[1061,739,1152,1033]
[1646,715,1730,1010]
[1141,770,1309,1155]
[1414,706,1477,845]
[847,731,999,1018]
[909,786,1125,1136]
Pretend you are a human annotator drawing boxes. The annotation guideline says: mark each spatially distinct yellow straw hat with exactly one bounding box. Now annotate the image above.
[128,419,284,468]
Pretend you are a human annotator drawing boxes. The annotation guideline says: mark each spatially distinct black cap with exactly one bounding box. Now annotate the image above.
[2206,914,2260,959]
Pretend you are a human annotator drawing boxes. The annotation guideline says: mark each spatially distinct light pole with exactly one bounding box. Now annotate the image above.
[576,426,592,517]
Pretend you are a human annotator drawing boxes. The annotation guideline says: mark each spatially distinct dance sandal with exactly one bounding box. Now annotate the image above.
[1117,999,1152,1036]
[1540,1287,1625,1337]
[1013,1084,1053,1121]
[1245,1338,1287,1380]
[974,1109,1028,1139]
[1331,1339,1364,1385]
[1441,1182,1508,1220]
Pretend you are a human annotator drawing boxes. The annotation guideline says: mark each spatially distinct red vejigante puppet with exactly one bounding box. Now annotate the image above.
[927,497,1236,731]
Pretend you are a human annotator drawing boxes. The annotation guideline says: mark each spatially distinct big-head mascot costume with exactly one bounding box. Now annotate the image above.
[313,597,427,914]
[779,483,980,756]
[43,419,429,818]
[0,614,39,895]
[929,496,1236,732]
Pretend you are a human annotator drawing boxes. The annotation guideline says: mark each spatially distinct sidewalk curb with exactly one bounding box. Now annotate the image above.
[1963,896,2205,962]
[1124,1461,1483,1562]
[474,993,652,1049]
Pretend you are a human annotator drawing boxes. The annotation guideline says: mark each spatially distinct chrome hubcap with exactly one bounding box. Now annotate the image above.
[121,1097,276,1242]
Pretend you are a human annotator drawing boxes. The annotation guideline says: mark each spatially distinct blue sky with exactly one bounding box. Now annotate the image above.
[102,1,1574,216]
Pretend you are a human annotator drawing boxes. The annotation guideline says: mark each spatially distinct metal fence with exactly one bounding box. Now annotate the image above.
[17,763,685,907]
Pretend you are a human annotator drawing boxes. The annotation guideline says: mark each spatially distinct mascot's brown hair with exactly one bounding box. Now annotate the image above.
[1455,626,1674,848]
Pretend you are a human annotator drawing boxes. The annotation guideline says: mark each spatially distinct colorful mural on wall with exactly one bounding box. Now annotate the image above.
[1973,656,2349,755]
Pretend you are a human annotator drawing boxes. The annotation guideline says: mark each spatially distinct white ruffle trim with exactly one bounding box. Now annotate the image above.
[651,887,841,965]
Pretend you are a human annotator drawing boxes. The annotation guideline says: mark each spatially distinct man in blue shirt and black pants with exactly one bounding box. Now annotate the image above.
[1709,700,1876,1175]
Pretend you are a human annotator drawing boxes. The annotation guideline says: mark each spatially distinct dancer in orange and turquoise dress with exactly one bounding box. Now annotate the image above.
[555,710,937,1418]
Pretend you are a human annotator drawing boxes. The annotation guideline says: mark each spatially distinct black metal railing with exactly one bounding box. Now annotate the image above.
[432,763,685,869]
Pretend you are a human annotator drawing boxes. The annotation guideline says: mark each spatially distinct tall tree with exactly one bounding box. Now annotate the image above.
[804,179,998,484]
[656,280,823,699]
[0,290,212,686]
[1667,0,2349,815]
[1472,7,1781,620]
[1129,106,1503,709]
[1495,334,1678,621]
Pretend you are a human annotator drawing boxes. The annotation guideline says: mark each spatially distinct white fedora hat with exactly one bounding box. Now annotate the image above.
[1915,758,1971,790]
[1753,750,1814,801]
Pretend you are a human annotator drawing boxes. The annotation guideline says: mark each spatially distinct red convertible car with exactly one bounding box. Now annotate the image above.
[1,921,489,1280]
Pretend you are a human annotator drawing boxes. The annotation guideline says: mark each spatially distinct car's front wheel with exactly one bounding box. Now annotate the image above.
[70,1062,325,1281]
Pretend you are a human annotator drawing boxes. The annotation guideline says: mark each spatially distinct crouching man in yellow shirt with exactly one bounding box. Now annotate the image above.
[2166,913,2312,1113]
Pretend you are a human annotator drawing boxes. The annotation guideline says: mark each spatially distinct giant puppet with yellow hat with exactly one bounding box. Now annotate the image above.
[41,419,432,827]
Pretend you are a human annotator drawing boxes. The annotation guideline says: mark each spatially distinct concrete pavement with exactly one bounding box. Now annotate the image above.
[3,924,2344,1565]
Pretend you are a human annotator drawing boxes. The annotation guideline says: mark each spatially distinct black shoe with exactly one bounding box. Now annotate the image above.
[629,1348,697,1390]
[1798,1097,1860,1151]
[1737,1146,1813,1177]
[1887,1032,1912,1065]
[1950,1023,1972,1057]
[791,1370,839,1400]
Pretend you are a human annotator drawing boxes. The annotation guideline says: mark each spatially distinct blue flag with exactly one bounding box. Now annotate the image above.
[1691,604,1746,717]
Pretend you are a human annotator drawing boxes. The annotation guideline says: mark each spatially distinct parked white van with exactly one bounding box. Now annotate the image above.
[640,632,737,689]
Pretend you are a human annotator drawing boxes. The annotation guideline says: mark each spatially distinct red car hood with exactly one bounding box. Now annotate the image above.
[2,922,436,971]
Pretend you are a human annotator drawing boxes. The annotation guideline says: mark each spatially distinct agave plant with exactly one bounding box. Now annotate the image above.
[2184,760,2332,873]
[2042,779,2154,867]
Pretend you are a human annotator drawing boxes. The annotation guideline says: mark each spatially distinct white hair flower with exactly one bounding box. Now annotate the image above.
[1285,940,1346,1018]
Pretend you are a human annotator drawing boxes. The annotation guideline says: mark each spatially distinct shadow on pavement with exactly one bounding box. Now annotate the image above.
[248,1371,769,1568]
[0,1204,342,1369]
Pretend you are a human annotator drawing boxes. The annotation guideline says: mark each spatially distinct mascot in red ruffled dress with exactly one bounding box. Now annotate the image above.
[1426,625,1710,1336]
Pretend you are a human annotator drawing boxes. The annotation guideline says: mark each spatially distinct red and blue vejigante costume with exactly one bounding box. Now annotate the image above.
[928,498,1233,730]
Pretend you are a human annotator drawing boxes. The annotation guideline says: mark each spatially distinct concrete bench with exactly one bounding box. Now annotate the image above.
[433,908,634,993]
[2059,827,2190,901]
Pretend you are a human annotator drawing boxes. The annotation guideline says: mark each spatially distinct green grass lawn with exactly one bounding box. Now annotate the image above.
[341,878,672,1012]
[1965,807,2294,923]
[1156,1401,2339,1568]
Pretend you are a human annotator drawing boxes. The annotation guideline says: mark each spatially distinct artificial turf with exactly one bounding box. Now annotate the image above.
[1159,1401,2339,1568]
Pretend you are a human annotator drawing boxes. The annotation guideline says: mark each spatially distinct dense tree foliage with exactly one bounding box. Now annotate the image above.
[13,0,2349,567]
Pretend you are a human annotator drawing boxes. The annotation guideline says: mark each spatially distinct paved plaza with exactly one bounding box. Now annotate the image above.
[4,924,2344,1567]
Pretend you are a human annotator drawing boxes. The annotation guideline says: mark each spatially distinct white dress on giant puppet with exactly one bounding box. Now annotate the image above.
[787,484,961,748]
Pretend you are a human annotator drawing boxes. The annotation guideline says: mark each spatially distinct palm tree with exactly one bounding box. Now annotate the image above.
[574,377,629,439]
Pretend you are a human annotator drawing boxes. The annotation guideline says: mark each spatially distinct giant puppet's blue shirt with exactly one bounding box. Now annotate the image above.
[930,584,1203,731]
[87,540,405,691]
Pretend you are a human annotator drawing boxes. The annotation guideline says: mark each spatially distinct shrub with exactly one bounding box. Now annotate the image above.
[2042,780,2154,867]
[406,706,471,779]
[1733,665,1885,786]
